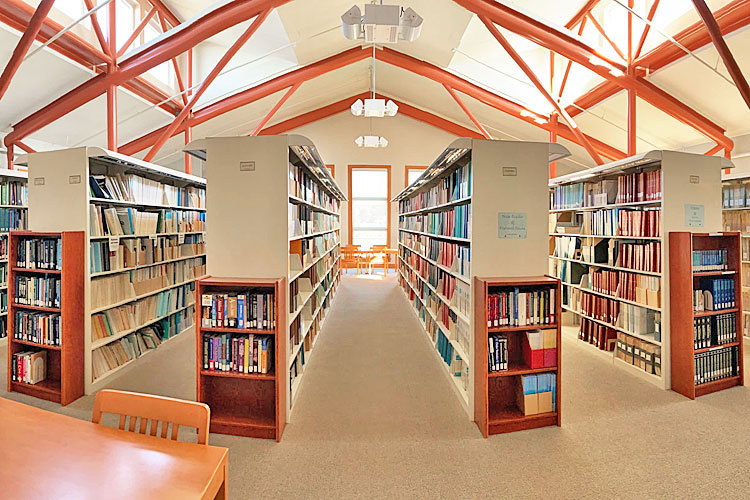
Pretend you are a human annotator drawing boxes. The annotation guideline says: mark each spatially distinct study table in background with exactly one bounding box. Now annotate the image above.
[0,397,229,499]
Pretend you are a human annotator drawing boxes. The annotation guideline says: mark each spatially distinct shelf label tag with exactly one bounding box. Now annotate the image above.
[201,294,212,306]
[497,212,527,239]
[689,175,700,184]
[69,175,81,184]
[240,161,255,172]
[502,166,518,177]
[178,233,185,244]
[34,177,45,186]
[108,236,119,252]
[684,204,705,227]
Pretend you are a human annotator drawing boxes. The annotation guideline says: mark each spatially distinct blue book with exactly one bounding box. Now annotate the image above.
[522,375,538,395]
[238,295,245,329]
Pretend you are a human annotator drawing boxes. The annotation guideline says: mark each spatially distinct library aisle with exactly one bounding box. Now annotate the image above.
[2,275,750,498]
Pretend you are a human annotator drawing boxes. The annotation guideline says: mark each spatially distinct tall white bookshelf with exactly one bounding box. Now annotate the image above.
[393,138,569,418]
[0,168,28,344]
[720,172,750,338]
[185,135,345,418]
[18,147,206,393]
[548,150,731,389]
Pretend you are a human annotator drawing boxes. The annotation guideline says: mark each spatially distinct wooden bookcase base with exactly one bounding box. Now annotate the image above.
[489,411,558,435]
[694,376,742,398]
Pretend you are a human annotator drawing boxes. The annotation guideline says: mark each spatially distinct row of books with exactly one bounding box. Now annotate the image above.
[90,205,206,237]
[0,208,26,232]
[586,268,661,308]
[518,373,556,416]
[398,231,471,279]
[579,208,660,238]
[0,180,27,206]
[551,170,662,209]
[288,203,339,238]
[13,311,60,346]
[90,234,204,274]
[578,317,616,351]
[614,241,661,273]
[721,181,750,209]
[722,210,750,234]
[436,328,465,379]
[290,233,339,272]
[200,292,276,330]
[0,315,6,339]
[398,162,472,213]
[201,334,274,374]
[692,249,729,272]
[10,350,46,385]
[488,335,508,371]
[615,332,662,376]
[92,310,193,380]
[486,288,556,327]
[577,290,659,337]
[16,237,61,270]
[401,204,471,240]
[693,313,737,349]
[0,236,7,260]
[89,173,205,208]
[91,285,195,342]
[14,275,60,309]
[695,346,739,385]
[91,258,205,310]
[288,162,340,214]
[694,278,735,312]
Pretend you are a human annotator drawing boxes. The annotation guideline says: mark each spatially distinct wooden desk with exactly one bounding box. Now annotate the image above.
[0,398,229,499]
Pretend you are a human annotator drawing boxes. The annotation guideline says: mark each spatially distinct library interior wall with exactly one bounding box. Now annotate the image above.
[285,112,457,246]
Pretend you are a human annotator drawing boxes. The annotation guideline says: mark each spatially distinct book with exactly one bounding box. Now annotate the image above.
[397,162,471,213]
[202,333,274,374]
[201,292,276,330]
[14,310,61,346]
[11,350,47,384]
[16,237,61,270]
[14,275,61,308]
[487,288,555,327]
[694,345,739,385]
[691,249,728,272]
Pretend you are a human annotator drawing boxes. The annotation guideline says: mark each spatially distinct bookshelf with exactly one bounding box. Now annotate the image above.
[196,277,286,440]
[393,138,570,421]
[7,231,84,405]
[549,150,732,389]
[0,169,28,345]
[668,232,744,399]
[720,174,750,338]
[474,276,561,436]
[18,147,206,394]
[185,135,345,420]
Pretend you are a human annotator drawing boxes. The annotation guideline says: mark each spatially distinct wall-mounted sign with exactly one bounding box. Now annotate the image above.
[498,212,527,239]
[685,204,705,227]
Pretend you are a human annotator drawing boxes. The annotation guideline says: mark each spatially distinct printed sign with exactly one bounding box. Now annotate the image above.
[108,236,119,252]
[502,167,518,176]
[178,233,185,244]
[685,204,705,227]
[498,212,527,239]
[240,161,255,172]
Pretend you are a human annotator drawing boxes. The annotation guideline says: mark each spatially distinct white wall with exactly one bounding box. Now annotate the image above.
[287,111,457,246]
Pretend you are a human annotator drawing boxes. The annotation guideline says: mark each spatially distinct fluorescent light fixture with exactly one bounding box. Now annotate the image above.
[351,98,398,117]
[355,135,388,148]
[342,4,423,43]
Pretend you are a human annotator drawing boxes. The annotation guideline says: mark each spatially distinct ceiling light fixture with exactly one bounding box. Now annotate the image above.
[351,43,399,118]
[355,135,389,148]
[342,3,423,43]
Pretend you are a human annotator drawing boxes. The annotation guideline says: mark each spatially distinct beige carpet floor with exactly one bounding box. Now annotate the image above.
[2,273,750,499]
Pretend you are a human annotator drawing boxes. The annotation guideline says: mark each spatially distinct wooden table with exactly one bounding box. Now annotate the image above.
[355,248,397,274]
[0,397,229,499]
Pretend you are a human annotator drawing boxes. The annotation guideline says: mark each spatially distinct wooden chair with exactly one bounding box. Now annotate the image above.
[341,245,362,274]
[92,389,211,445]
[370,245,389,275]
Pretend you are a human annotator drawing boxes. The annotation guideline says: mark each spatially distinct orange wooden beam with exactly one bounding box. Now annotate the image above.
[586,12,627,62]
[249,82,301,136]
[565,0,600,30]
[117,7,156,58]
[83,0,113,60]
[633,0,660,60]
[443,85,492,139]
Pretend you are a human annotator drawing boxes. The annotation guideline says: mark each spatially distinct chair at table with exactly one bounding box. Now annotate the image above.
[92,389,211,445]
[369,245,389,275]
[341,244,363,275]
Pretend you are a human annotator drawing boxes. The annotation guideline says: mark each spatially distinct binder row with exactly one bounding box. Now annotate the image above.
[398,162,471,213]
[487,288,556,327]
[691,249,728,272]
[13,311,61,346]
[722,180,749,208]
[202,334,274,374]
[694,278,735,312]
[16,237,61,270]
[614,241,661,273]
[590,269,661,305]
[401,204,471,239]
[615,332,662,375]
[695,346,739,385]
[14,276,60,309]
[578,317,616,351]
[201,292,276,330]
[288,162,340,214]
[693,313,737,350]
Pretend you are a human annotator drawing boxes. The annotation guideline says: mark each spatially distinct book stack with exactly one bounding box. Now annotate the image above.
[615,170,662,204]
[89,173,205,209]
[201,292,276,330]
[90,233,205,274]
[14,311,61,346]
[693,313,737,349]
[486,288,556,327]
[579,292,619,324]
[614,240,661,273]
[89,206,205,237]
[615,332,662,375]
[694,278,735,312]
[398,162,471,213]
[14,276,61,308]
[695,345,739,385]
[722,180,750,208]
[487,334,508,372]
[578,317,617,351]
[202,334,274,374]
[289,162,341,213]
[401,204,471,240]
[16,238,61,270]
[10,350,47,384]
[691,249,728,272]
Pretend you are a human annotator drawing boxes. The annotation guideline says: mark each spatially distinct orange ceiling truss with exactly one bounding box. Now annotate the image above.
[2,0,748,169]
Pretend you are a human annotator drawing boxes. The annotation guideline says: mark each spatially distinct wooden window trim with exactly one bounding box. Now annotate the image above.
[405,165,427,188]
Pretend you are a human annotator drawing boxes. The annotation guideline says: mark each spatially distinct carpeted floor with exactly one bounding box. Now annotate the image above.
[2,274,750,499]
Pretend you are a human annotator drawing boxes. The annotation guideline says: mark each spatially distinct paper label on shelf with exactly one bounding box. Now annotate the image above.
[498,212,527,239]
[178,233,185,244]
[685,204,705,227]
[240,161,255,172]
[201,294,212,306]
[108,236,119,252]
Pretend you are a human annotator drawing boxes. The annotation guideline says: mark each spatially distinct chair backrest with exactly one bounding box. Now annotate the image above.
[92,389,211,445]
[341,245,360,259]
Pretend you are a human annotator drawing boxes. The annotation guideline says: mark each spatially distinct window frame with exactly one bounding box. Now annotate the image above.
[405,165,427,188]
[326,164,335,179]
[348,165,391,248]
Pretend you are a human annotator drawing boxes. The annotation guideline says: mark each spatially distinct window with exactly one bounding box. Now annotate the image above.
[348,166,391,249]
[405,166,426,187]
[326,164,335,178]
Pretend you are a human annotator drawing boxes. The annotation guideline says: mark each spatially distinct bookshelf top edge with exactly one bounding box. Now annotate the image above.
[198,276,284,287]
[476,276,559,287]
